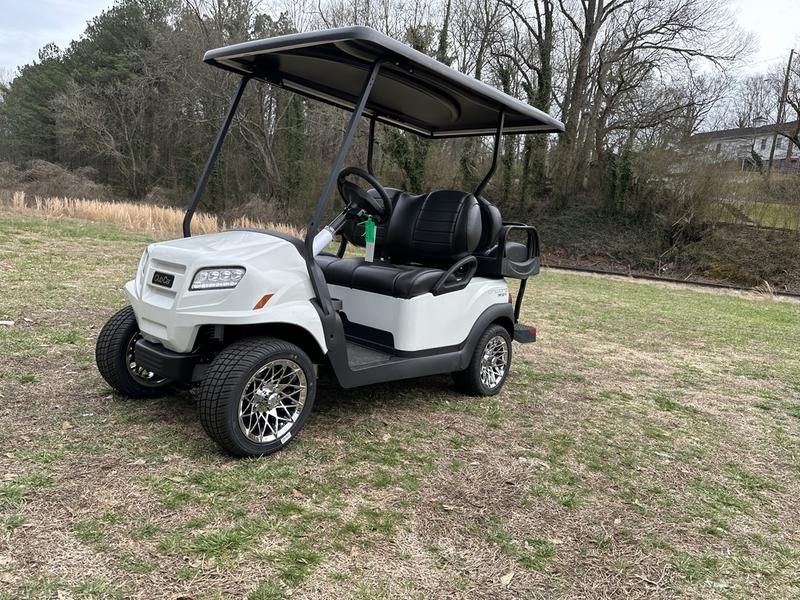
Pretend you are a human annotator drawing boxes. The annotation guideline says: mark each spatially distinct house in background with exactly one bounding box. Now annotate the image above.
[689,117,800,172]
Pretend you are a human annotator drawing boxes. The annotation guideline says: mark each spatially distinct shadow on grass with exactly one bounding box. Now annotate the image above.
[103,370,459,460]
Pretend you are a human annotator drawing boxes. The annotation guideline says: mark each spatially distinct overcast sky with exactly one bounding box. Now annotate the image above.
[1,0,799,79]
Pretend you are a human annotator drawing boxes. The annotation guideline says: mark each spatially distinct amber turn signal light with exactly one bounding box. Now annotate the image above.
[253,294,273,309]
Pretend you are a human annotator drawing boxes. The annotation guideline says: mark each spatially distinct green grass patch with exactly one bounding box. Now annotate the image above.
[0,575,126,600]
[671,550,723,584]
[785,404,800,419]
[117,553,159,575]
[248,580,287,600]
[189,519,271,559]
[650,391,698,414]
[0,472,54,509]
[273,540,323,585]
[140,474,203,509]
[72,512,121,550]
[488,524,556,571]
[523,368,586,384]
[726,463,779,494]
[340,506,403,539]
[16,373,37,384]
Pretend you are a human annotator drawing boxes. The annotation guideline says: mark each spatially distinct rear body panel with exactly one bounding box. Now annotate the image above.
[328,278,509,352]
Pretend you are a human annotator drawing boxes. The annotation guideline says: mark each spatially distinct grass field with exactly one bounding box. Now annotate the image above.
[719,200,800,231]
[1,211,799,599]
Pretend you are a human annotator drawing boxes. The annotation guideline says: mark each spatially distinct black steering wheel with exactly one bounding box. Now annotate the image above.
[336,166,392,223]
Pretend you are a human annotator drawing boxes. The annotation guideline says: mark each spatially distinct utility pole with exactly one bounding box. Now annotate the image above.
[767,48,795,177]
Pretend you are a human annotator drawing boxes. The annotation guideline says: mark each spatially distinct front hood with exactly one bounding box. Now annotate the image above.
[148,230,298,264]
[133,230,308,303]
[124,229,321,354]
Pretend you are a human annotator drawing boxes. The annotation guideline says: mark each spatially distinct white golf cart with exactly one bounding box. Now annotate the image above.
[95,27,565,457]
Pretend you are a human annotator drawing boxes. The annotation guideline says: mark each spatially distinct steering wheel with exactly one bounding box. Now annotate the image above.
[336,166,392,223]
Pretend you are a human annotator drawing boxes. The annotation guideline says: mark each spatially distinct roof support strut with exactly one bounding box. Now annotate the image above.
[183,76,250,238]
[367,116,377,175]
[474,111,505,197]
[304,60,383,316]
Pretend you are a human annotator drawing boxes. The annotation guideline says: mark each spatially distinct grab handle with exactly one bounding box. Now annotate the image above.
[431,256,477,296]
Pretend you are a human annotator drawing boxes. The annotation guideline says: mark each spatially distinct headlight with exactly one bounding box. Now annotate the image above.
[190,267,246,290]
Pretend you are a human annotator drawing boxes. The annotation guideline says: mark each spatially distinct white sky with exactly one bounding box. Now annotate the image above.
[730,0,800,71]
[0,0,112,77]
[0,0,798,78]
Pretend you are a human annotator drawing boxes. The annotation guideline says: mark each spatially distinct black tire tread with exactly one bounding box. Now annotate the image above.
[95,306,171,398]
[198,337,314,457]
[453,324,512,396]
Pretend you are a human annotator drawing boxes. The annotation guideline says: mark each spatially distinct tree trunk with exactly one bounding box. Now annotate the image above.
[554,0,605,201]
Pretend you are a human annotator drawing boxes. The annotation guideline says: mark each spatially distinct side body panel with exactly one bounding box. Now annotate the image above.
[328,277,509,351]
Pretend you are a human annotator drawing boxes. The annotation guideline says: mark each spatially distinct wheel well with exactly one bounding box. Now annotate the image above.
[491,315,514,337]
[219,323,325,362]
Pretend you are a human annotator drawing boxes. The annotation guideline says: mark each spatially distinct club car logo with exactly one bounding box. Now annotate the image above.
[151,271,175,288]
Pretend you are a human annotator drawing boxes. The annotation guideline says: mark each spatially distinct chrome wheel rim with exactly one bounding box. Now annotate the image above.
[480,335,508,389]
[126,333,168,386]
[238,359,307,444]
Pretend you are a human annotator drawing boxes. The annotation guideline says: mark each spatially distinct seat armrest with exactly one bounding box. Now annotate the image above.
[499,223,538,257]
[497,223,539,278]
[431,256,477,296]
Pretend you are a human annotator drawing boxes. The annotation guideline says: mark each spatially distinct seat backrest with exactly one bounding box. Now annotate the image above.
[384,190,482,266]
[475,196,502,253]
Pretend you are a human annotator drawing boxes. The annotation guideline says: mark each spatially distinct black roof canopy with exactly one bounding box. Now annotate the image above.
[204,26,564,138]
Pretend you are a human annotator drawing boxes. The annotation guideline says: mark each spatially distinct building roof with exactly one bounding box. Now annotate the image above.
[203,26,564,138]
[691,120,800,143]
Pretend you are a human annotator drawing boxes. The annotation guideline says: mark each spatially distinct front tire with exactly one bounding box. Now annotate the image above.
[453,324,512,396]
[198,337,316,457]
[95,306,172,398]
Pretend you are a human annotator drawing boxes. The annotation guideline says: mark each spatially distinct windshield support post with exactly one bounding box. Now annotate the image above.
[474,110,505,197]
[367,116,377,175]
[304,60,382,316]
[183,76,250,238]
[305,61,382,248]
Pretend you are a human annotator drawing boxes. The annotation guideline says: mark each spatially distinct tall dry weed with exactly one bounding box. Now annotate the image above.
[0,191,302,239]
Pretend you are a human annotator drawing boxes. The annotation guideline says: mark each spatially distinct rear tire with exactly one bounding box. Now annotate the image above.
[95,306,172,398]
[198,337,316,457]
[453,324,512,396]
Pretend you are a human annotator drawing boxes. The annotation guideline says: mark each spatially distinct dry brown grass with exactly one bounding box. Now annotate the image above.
[0,190,302,239]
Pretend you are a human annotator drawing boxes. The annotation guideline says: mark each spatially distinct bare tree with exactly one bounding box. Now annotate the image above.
[490,0,555,202]
[776,57,800,153]
[552,0,751,197]
[724,74,776,129]
[55,77,159,198]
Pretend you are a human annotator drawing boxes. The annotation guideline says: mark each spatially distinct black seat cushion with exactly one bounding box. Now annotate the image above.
[384,190,482,266]
[316,255,444,299]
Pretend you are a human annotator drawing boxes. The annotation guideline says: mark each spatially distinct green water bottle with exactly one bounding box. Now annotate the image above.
[364,216,376,262]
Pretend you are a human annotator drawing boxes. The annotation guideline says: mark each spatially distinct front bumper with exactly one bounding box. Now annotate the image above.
[135,339,206,384]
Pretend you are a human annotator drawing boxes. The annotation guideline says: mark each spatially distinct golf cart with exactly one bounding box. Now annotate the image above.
[95,26,564,457]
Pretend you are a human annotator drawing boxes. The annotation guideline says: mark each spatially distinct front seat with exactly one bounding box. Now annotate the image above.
[317,190,482,298]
